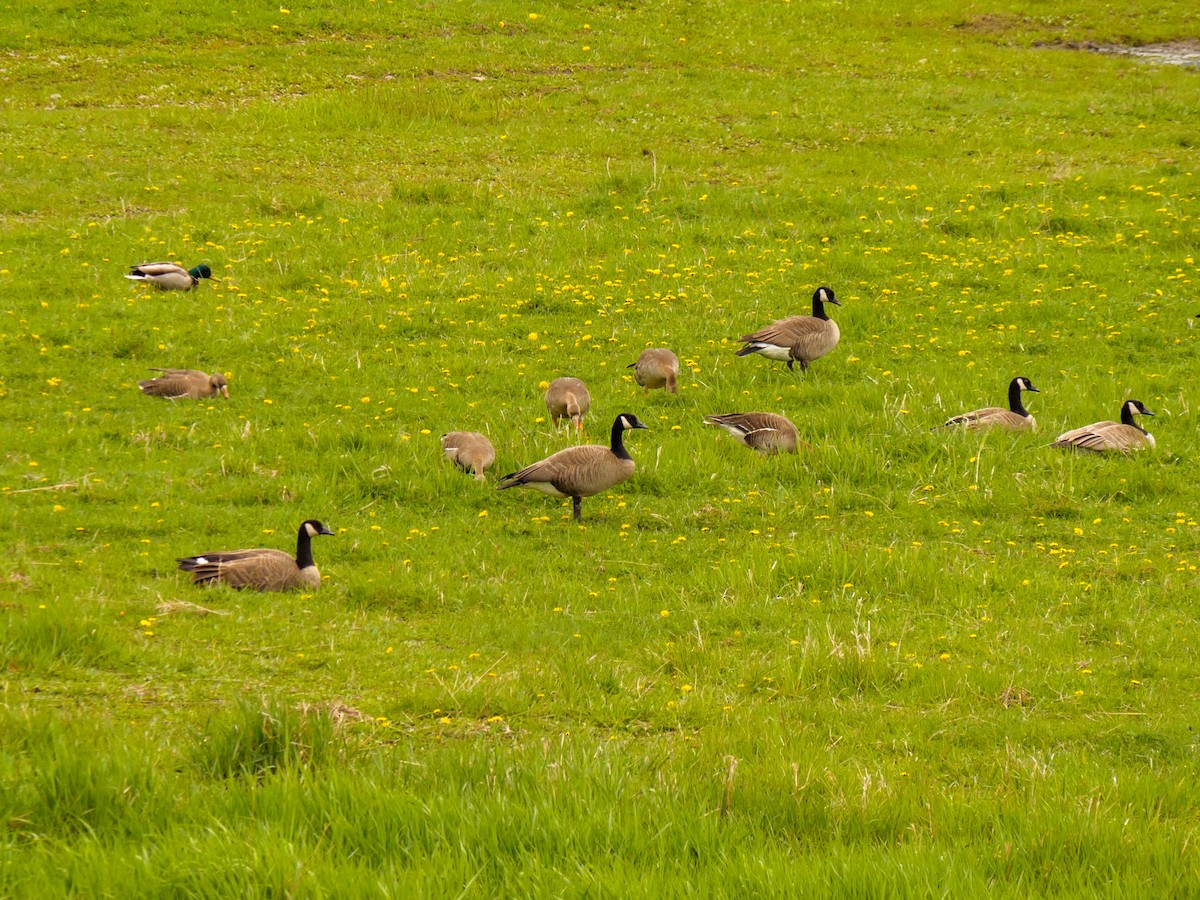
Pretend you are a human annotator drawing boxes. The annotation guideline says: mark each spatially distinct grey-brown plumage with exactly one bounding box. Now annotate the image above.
[177,520,334,592]
[441,431,496,481]
[736,286,841,372]
[1051,399,1156,454]
[545,377,591,431]
[498,413,649,521]
[704,412,802,454]
[126,262,217,291]
[138,368,229,400]
[628,348,680,394]
[940,377,1039,432]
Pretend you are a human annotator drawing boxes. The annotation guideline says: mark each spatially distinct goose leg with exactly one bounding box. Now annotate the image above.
[572,496,582,521]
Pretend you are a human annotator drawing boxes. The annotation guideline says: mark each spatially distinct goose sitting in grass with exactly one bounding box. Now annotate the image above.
[138,368,229,400]
[736,286,840,373]
[1050,399,1156,454]
[441,431,496,481]
[126,262,217,291]
[939,376,1039,432]
[628,348,680,394]
[498,413,649,521]
[545,377,591,431]
[704,412,803,454]
[177,520,334,592]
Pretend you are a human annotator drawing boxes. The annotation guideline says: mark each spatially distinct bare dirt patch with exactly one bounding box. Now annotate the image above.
[1049,39,1200,68]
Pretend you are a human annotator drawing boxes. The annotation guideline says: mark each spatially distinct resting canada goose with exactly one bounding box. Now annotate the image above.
[704,412,802,454]
[628,348,680,394]
[1051,399,1156,454]
[736,286,841,372]
[441,431,496,481]
[126,262,218,291]
[138,368,229,400]
[497,413,649,521]
[940,376,1039,432]
[545,377,591,431]
[177,520,334,592]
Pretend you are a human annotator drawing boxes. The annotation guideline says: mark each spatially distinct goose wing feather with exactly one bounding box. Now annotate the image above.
[499,444,633,497]
[177,548,304,590]
[943,407,1034,431]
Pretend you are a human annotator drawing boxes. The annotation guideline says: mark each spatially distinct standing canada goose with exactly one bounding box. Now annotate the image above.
[177,520,334,592]
[628,348,680,394]
[545,377,591,431]
[1051,399,1156,454]
[497,413,649,521]
[704,412,803,454]
[138,368,229,400]
[441,431,496,481]
[736,286,841,372]
[125,262,218,291]
[939,377,1040,432]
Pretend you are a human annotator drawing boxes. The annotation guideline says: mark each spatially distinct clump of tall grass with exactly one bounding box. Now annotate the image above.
[190,698,342,780]
[0,708,163,840]
[2,605,126,672]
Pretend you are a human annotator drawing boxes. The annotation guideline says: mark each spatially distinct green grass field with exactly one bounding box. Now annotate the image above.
[3,1,1199,895]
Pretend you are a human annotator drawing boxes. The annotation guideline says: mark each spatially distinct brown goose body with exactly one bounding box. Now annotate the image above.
[126,262,216,291]
[628,348,680,394]
[704,412,802,454]
[138,368,229,400]
[941,377,1039,432]
[498,414,649,521]
[441,431,496,481]
[736,286,841,372]
[177,520,334,592]
[545,377,591,430]
[1051,400,1156,454]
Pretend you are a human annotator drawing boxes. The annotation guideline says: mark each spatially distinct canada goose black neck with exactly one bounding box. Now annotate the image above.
[1121,401,1152,433]
[1007,378,1035,417]
[810,287,838,321]
[610,417,633,460]
[295,520,333,568]
[295,523,317,569]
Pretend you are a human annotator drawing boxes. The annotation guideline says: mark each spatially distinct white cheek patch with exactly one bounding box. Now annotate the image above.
[304,523,318,537]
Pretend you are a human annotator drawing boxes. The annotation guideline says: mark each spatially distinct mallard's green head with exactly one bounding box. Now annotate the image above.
[189,264,215,281]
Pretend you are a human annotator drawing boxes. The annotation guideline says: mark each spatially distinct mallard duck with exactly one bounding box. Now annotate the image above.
[138,368,229,400]
[498,414,649,521]
[940,377,1039,431]
[126,262,217,291]
[545,377,591,431]
[441,431,496,481]
[1051,399,1156,454]
[704,412,803,454]
[628,348,680,394]
[736,286,841,372]
[177,520,334,592]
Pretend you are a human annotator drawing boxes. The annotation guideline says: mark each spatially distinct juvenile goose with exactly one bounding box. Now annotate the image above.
[628,348,680,394]
[441,431,496,481]
[545,377,591,431]
[736,286,841,372]
[1051,399,1156,454]
[126,262,217,291]
[498,413,649,521]
[138,368,229,400]
[177,520,334,592]
[940,376,1039,432]
[704,412,802,454]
